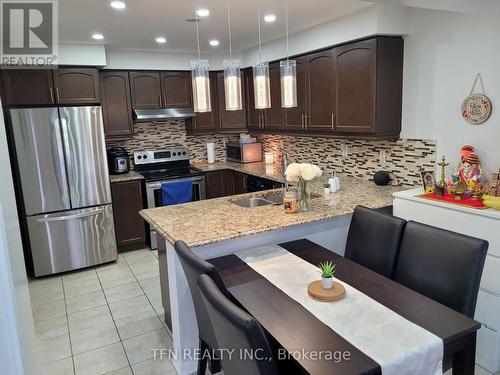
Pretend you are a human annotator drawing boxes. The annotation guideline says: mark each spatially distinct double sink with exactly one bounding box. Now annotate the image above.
[231,193,283,208]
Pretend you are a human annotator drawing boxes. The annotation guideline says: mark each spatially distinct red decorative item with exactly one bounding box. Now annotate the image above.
[418,193,487,209]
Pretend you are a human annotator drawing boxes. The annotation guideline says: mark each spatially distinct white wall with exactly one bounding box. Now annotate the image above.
[241,5,378,67]
[58,43,107,66]
[105,49,239,70]
[401,8,500,176]
[0,101,38,375]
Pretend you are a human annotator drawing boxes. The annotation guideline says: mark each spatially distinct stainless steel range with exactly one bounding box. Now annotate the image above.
[134,146,205,249]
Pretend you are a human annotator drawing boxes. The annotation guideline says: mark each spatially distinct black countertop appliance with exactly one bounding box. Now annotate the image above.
[107,147,130,174]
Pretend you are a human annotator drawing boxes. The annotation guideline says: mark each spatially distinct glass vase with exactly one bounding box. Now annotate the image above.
[297,179,310,213]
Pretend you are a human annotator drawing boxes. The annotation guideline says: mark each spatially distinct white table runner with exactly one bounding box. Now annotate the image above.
[235,245,443,375]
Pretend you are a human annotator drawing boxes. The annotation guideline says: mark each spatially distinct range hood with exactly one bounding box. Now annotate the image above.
[133,108,196,122]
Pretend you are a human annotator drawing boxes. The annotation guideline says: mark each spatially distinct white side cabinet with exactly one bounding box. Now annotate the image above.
[393,188,500,373]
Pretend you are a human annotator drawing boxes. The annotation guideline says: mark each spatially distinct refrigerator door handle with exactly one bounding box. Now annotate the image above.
[36,207,105,223]
[52,116,71,208]
[59,116,81,206]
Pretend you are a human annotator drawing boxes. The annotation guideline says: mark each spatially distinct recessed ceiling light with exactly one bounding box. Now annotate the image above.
[209,39,219,47]
[264,14,276,23]
[196,8,210,17]
[155,37,167,44]
[92,33,104,40]
[110,1,126,9]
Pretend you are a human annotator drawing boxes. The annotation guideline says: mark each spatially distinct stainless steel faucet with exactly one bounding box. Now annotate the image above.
[279,142,289,193]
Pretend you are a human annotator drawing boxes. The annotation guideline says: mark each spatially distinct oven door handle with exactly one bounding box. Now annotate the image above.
[146,177,205,190]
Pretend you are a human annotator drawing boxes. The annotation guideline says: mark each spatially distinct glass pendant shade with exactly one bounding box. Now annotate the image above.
[253,63,271,109]
[280,59,297,108]
[191,59,211,113]
[223,59,242,111]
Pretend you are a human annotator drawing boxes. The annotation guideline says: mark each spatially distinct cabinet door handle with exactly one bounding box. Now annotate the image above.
[49,88,54,103]
[55,88,60,102]
[163,94,167,107]
[331,113,334,129]
[301,114,304,128]
[159,94,162,106]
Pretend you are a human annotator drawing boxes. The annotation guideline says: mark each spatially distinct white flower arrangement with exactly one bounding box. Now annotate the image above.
[285,163,322,212]
[285,163,322,182]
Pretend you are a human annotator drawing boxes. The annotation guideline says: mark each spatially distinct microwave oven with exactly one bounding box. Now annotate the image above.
[226,142,262,163]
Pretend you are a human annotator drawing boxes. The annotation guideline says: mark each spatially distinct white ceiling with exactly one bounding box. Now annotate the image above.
[59,0,370,53]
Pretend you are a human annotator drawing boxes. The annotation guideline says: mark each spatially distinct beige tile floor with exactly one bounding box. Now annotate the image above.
[28,248,498,375]
[29,248,177,375]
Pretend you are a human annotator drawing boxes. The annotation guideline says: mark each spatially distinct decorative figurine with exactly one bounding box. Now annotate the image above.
[450,145,484,196]
[420,171,436,194]
[483,169,500,197]
[436,155,449,196]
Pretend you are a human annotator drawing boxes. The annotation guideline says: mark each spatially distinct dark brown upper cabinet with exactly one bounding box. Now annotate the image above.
[264,62,286,130]
[52,68,100,104]
[333,37,403,137]
[284,57,306,131]
[129,71,162,108]
[100,71,134,139]
[2,68,99,106]
[2,69,55,105]
[305,51,335,132]
[243,68,264,131]
[160,71,192,107]
[188,71,219,133]
[216,71,247,132]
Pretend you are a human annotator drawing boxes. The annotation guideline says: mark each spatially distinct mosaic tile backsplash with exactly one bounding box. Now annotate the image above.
[257,134,436,186]
[106,120,436,187]
[106,120,239,166]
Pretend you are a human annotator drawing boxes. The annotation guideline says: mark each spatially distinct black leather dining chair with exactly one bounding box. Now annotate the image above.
[394,221,488,317]
[174,240,229,375]
[344,205,407,278]
[197,274,279,375]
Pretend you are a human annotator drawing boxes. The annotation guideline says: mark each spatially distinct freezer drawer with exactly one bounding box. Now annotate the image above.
[27,205,117,276]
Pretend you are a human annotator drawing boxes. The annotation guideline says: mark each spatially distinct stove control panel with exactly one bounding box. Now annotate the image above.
[134,147,189,165]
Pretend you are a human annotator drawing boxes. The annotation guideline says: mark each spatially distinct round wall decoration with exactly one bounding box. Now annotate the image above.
[462,74,492,125]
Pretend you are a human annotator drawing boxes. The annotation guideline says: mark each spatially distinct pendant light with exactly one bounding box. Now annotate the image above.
[191,8,211,113]
[223,3,242,111]
[280,4,297,108]
[253,5,271,109]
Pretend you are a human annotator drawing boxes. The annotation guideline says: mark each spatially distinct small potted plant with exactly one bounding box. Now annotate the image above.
[318,261,336,289]
[323,183,331,195]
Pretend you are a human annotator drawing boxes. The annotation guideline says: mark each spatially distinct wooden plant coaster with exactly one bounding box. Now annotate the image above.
[307,280,346,302]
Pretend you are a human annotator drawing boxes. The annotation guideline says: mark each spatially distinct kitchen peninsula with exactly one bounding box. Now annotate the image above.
[140,167,400,375]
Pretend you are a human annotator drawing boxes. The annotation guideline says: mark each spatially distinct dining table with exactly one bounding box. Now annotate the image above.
[209,239,480,375]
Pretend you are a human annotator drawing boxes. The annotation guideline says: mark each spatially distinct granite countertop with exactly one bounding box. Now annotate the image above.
[109,170,144,183]
[140,172,402,248]
[191,161,283,183]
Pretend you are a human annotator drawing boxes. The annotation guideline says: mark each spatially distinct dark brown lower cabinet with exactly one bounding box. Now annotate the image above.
[206,170,249,199]
[233,172,248,195]
[111,180,147,251]
[205,170,226,199]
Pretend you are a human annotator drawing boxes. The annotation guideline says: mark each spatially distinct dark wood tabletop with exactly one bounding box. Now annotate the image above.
[209,239,481,375]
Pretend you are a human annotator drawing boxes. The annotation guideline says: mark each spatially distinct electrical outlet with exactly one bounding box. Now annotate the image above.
[379,150,386,164]
[340,143,348,157]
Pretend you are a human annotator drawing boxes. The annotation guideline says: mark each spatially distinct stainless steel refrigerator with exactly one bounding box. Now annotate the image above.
[10,106,117,277]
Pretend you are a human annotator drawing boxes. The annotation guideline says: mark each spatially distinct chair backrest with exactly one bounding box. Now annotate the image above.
[344,205,407,278]
[197,274,278,375]
[394,221,488,317]
[174,240,229,349]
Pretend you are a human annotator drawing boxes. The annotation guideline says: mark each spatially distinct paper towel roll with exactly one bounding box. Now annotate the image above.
[207,143,215,164]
